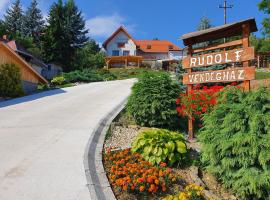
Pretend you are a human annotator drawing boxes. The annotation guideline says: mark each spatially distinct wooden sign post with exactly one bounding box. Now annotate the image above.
[181,18,258,140]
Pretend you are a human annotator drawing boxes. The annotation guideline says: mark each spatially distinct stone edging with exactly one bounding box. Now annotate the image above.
[83,99,127,200]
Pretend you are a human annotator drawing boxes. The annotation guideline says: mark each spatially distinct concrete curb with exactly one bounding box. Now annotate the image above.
[83,99,127,200]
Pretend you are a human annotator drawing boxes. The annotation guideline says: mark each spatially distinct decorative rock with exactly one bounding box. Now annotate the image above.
[104,126,141,149]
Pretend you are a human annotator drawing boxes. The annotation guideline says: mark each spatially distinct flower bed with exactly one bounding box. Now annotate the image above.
[103,111,239,200]
[103,148,177,198]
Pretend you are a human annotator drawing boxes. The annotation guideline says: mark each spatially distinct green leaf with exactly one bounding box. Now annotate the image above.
[176,141,187,154]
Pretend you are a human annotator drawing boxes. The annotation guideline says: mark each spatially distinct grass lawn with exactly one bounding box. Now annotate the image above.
[256,71,270,80]
[108,68,166,80]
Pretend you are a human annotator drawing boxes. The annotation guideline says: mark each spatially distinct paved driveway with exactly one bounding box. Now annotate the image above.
[0,79,135,200]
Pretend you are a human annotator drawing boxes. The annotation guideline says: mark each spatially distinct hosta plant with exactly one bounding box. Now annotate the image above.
[132,128,187,166]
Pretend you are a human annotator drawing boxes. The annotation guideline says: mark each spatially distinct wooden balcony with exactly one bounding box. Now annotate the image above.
[105,56,143,69]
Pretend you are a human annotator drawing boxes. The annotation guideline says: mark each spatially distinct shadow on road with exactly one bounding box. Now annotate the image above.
[0,89,66,108]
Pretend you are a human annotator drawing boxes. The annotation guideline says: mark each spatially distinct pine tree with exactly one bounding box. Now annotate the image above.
[42,0,88,71]
[197,16,212,31]
[258,0,270,38]
[0,20,7,37]
[24,0,45,42]
[4,0,24,36]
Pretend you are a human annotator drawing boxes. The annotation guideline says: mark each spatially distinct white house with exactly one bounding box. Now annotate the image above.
[103,26,184,70]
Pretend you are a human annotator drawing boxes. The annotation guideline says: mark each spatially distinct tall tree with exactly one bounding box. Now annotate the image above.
[197,16,212,31]
[42,0,88,71]
[24,0,45,42]
[4,0,24,36]
[258,0,270,37]
[0,20,8,37]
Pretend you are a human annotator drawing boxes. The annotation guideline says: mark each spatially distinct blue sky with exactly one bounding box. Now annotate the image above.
[0,0,266,47]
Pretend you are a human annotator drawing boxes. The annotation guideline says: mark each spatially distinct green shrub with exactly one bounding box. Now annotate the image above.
[0,63,24,98]
[127,72,180,128]
[63,69,103,83]
[37,84,50,91]
[51,76,65,86]
[199,87,270,199]
[132,128,187,166]
[97,69,117,81]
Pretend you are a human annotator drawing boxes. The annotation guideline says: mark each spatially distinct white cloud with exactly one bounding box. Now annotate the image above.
[86,13,135,39]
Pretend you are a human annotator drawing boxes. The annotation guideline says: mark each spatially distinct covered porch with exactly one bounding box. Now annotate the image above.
[257,52,270,69]
[105,56,143,69]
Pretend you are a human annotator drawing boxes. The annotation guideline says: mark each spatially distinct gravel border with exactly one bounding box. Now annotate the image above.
[83,99,127,200]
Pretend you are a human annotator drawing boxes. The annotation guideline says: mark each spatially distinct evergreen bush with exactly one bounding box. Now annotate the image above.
[63,69,117,83]
[127,72,180,128]
[199,87,270,199]
[63,69,102,83]
[0,63,24,98]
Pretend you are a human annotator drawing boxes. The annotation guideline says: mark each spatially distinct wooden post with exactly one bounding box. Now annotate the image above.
[125,58,128,69]
[106,60,110,69]
[242,23,250,92]
[257,55,260,68]
[187,45,194,140]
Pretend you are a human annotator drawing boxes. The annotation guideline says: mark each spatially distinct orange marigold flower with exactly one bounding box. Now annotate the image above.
[122,185,128,191]
[131,185,135,191]
[139,185,145,192]
[162,185,167,192]
[160,162,167,167]
[147,177,154,184]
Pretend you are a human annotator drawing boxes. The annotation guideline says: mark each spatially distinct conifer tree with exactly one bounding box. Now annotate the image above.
[42,0,88,71]
[199,87,270,199]
[4,0,24,36]
[197,16,212,31]
[24,0,45,42]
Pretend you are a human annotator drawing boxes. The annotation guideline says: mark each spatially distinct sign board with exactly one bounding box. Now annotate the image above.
[182,47,255,69]
[183,67,255,85]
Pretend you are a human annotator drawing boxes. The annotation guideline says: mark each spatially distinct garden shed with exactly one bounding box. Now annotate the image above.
[0,42,48,94]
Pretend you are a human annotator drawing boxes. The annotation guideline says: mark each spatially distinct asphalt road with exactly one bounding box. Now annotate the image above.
[0,79,135,200]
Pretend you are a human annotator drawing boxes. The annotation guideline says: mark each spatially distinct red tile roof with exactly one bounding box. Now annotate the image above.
[102,26,136,48]
[136,40,181,53]
[103,26,181,53]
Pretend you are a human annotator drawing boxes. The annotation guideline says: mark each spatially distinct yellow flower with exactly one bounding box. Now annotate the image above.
[187,192,192,197]
[179,192,187,200]
[162,195,173,200]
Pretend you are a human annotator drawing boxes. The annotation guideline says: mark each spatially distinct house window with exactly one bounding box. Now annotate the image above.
[123,50,130,56]
[147,45,151,49]
[118,42,125,48]
[112,50,120,56]
[168,45,174,50]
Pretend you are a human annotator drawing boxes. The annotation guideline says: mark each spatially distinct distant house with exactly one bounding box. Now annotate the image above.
[6,40,48,75]
[0,41,48,94]
[102,26,185,70]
